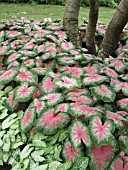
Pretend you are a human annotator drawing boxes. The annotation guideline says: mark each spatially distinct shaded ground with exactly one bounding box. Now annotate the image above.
[0,164,11,170]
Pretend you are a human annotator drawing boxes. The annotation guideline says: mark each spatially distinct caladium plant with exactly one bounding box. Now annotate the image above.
[0,17,128,170]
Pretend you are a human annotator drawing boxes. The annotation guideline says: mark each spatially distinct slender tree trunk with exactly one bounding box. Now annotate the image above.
[86,0,100,55]
[63,0,82,48]
[98,0,128,58]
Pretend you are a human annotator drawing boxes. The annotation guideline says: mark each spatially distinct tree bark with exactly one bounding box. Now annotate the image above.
[86,0,100,55]
[63,0,82,48]
[98,0,128,58]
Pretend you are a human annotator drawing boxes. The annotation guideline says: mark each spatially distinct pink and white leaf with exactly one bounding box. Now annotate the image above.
[67,88,90,97]
[109,156,128,170]
[0,68,18,84]
[35,108,70,134]
[91,85,116,102]
[70,120,92,149]
[14,82,36,102]
[63,141,83,163]
[0,46,9,55]
[109,60,126,73]
[117,98,128,112]
[69,95,94,106]
[41,92,64,107]
[16,66,38,85]
[54,103,70,113]
[112,82,128,96]
[105,111,126,129]
[55,76,81,90]
[34,99,46,116]
[70,105,100,118]
[83,74,109,86]
[60,42,75,52]
[31,67,47,76]
[104,68,118,79]
[89,143,117,170]
[89,116,115,147]
[40,77,56,94]
[19,107,36,132]
[5,90,18,112]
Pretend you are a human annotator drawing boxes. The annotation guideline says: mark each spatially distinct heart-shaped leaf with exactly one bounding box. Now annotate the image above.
[70,120,92,149]
[35,108,70,135]
[89,116,115,147]
[91,84,116,102]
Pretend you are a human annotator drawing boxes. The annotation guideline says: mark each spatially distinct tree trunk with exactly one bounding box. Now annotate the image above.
[98,0,128,58]
[86,0,100,55]
[63,0,82,48]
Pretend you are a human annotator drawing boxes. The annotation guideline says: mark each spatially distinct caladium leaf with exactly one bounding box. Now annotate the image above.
[68,95,94,106]
[41,93,64,107]
[44,46,57,58]
[33,99,46,116]
[70,105,100,118]
[31,67,47,76]
[109,156,128,170]
[84,66,100,75]
[19,50,37,57]
[105,111,126,129]
[19,108,36,132]
[46,24,62,31]
[7,60,20,69]
[54,103,70,113]
[70,120,92,149]
[109,59,126,73]
[14,82,36,102]
[91,84,116,102]
[117,111,128,117]
[104,68,118,79]
[40,77,56,94]
[22,41,35,50]
[4,90,18,112]
[111,82,128,96]
[55,76,81,90]
[16,66,38,85]
[89,143,117,170]
[60,42,75,52]
[89,116,115,147]
[71,157,89,170]
[117,98,128,112]
[0,45,9,55]
[61,67,84,78]
[83,74,109,86]
[66,88,90,97]
[0,23,5,29]
[41,52,50,61]
[57,56,76,66]
[0,68,18,85]
[63,141,83,163]
[6,30,22,39]
[6,53,22,64]
[36,44,45,54]
[35,108,70,135]
[23,59,35,68]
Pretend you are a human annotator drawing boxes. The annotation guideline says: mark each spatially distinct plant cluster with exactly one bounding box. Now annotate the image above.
[0,17,128,170]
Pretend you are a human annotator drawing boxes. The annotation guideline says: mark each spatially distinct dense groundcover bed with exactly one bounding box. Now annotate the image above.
[0,17,128,170]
